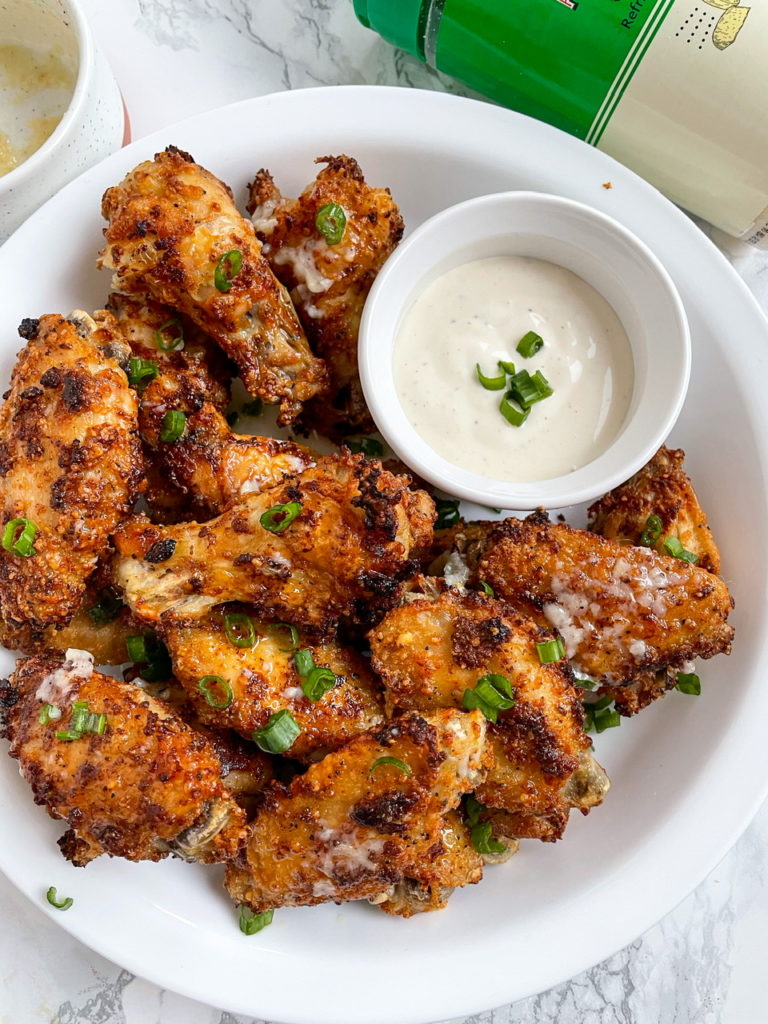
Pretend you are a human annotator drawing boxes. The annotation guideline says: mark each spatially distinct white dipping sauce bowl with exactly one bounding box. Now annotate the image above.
[359,191,691,510]
[0,0,126,242]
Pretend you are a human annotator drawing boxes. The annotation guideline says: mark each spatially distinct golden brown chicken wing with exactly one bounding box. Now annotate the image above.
[248,155,403,439]
[0,652,246,865]
[224,708,490,912]
[113,453,435,634]
[0,312,143,631]
[99,146,327,424]
[369,588,608,841]
[161,606,383,760]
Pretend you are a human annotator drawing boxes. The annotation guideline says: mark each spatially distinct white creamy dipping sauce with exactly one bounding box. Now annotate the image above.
[393,256,634,481]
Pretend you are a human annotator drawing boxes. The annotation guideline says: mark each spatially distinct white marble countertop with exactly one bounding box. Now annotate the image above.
[2,2,768,1022]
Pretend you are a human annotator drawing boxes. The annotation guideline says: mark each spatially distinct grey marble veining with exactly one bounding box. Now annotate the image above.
[1,1,767,1022]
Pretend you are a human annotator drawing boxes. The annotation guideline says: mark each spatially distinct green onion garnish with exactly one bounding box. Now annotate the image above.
[198,675,234,709]
[259,501,302,534]
[462,673,516,723]
[315,202,346,245]
[252,710,301,754]
[125,634,150,663]
[464,794,485,827]
[663,536,699,563]
[214,249,243,292]
[88,591,123,625]
[475,363,507,391]
[508,369,553,410]
[223,611,256,649]
[574,676,597,690]
[593,707,621,733]
[268,622,299,653]
[127,356,159,389]
[154,317,184,351]
[160,410,186,443]
[125,633,171,681]
[499,392,530,428]
[2,517,37,557]
[675,671,701,695]
[46,887,73,911]
[516,331,544,359]
[497,360,516,375]
[370,756,412,775]
[536,637,565,664]
[639,513,663,547]
[242,399,263,417]
[470,821,507,856]
[55,701,107,741]
[478,580,494,597]
[344,436,384,457]
[238,906,274,935]
[294,648,315,678]
[301,666,337,702]
[38,703,61,725]
[434,498,461,530]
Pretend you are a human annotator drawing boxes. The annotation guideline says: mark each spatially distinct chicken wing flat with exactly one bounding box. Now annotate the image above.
[0,313,143,631]
[587,446,722,575]
[477,512,734,686]
[248,155,404,439]
[224,708,489,912]
[99,146,328,424]
[162,607,383,760]
[369,589,608,841]
[113,453,435,633]
[0,651,246,866]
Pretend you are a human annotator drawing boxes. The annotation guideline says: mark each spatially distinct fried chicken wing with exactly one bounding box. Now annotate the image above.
[161,607,383,760]
[113,453,435,633]
[0,313,143,631]
[0,652,246,865]
[587,447,722,575]
[369,589,608,841]
[224,708,489,912]
[248,155,404,439]
[99,146,328,424]
[477,512,734,686]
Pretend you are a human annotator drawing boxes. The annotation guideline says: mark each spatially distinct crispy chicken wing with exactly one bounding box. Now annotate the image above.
[477,512,734,686]
[587,447,722,575]
[0,313,143,631]
[224,708,490,912]
[99,146,328,424]
[248,155,404,439]
[0,652,246,865]
[370,589,608,841]
[161,606,383,760]
[113,453,435,633]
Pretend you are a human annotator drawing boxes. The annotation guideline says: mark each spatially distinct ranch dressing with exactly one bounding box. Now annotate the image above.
[393,256,634,482]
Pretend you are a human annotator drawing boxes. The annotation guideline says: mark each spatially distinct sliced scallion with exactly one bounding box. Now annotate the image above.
[639,513,663,547]
[160,410,186,443]
[268,622,299,653]
[198,675,234,709]
[252,710,301,754]
[344,436,384,457]
[294,648,315,678]
[2,517,37,557]
[46,887,73,911]
[663,536,699,563]
[478,580,494,597]
[516,330,544,359]
[223,611,256,649]
[239,906,274,935]
[315,203,346,245]
[470,821,507,856]
[475,363,507,391]
[536,637,565,664]
[214,249,243,292]
[301,666,337,702]
[462,673,515,723]
[127,356,159,389]
[497,359,516,375]
[259,501,301,534]
[38,703,61,725]
[434,498,461,530]
[88,591,123,625]
[593,707,621,733]
[499,392,530,428]
[675,671,701,695]
[154,317,184,351]
[370,756,412,775]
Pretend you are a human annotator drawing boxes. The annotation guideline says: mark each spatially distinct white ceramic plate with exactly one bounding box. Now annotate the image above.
[0,86,766,1024]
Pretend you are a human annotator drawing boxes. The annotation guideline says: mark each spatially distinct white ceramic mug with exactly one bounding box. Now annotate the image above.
[0,0,126,242]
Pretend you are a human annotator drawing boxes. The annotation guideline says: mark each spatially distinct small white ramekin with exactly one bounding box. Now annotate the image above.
[359,191,690,510]
[0,0,127,243]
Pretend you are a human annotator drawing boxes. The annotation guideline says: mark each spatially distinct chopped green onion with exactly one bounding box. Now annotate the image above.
[470,821,507,856]
[301,666,337,702]
[226,410,239,428]
[38,703,61,725]
[516,331,544,359]
[370,756,412,776]
[2,517,37,557]
[223,611,256,649]
[639,513,663,547]
[46,887,73,911]
[125,634,150,663]
[574,676,597,690]
[55,729,82,742]
[462,673,516,723]
[435,498,461,530]
[507,369,553,410]
[198,675,234,709]
[154,317,184,351]
[55,700,108,741]
[294,648,315,678]
[214,249,243,292]
[475,363,507,391]
[497,360,516,375]
[238,906,274,935]
[344,436,384,457]
[70,701,90,734]
[593,707,621,733]
[259,501,302,534]
[125,633,171,682]
[536,637,565,664]
[88,591,123,625]
[675,671,701,695]
[241,399,263,417]
[663,536,699,563]
[315,202,346,245]
[499,392,530,428]
[464,794,485,827]
[478,580,494,597]
[252,710,301,754]
[160,410,186,443]
[268,622,299,653]
[86,712,108,735]
[127,356,159,389]
[530,371,554,399]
